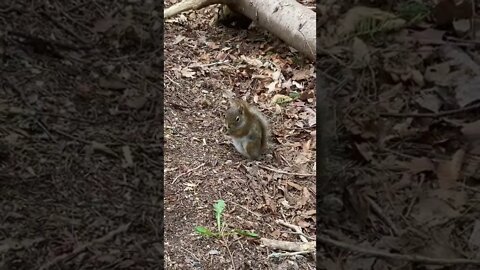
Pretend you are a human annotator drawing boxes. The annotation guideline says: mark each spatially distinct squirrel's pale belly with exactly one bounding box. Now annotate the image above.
[232,136,249,157]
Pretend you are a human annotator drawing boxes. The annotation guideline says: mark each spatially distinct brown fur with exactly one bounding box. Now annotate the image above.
[225,99,268,159]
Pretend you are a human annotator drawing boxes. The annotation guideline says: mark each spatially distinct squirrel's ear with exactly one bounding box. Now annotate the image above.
[238,100,247,114]
[228,98,237,107]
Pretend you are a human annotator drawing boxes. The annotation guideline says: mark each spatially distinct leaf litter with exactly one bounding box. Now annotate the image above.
[319,0,480,268]
[164,0,316,269]
[0,0,163,269]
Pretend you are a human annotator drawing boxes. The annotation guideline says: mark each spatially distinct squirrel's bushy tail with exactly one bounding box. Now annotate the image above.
[252,107,269,152]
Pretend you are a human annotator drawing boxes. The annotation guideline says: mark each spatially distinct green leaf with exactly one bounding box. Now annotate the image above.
[214,200,226,232]
[234,229,260,238]
[195,226,214,237]
[289,91,300,100]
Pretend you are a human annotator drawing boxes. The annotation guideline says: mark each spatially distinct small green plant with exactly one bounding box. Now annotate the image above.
[289,91,300,100]
[397,0,430,23]
[195,200,259,239]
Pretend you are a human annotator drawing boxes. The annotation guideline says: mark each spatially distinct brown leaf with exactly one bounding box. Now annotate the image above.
[263,194,276,213]
[407,157,435,174]
[338,7,405,36]
[292,69,311,81]
[410,69,425,86]
[355,143,373,162]
[436,149,465,190]
[91,141,117,157]
[424,62,451,85]
[430,189,467,209]
[286,181,303,191]
[122,145,134,168]
[99,78,127,90]
[92,16,117,33]
[411,197,460,226]
[126,96,147,109]
[352,37,370,67]
[453,19,471,35]
[411,29,446,44]
[461,120,480,140]
[415,93,441,112]
[433,0,473,26]
[469,220,480,248]
[296,187,311,208]
[297,219,311,228]
[455,76,480,107]
[441,45,480,76]
[180,68,195,78]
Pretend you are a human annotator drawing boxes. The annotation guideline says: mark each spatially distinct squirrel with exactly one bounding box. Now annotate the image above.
[224,98,269,160]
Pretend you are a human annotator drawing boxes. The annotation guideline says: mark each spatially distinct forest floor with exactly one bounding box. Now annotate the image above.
[1,1,163,269]
[317,0,480,269]
[164,0,317,269]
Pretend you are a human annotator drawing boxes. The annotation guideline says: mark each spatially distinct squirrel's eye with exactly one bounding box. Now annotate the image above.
[236,116,240,122]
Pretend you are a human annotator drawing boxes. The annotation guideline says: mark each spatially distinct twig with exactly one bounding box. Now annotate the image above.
[224,241,235,270]
[7,31,87,51]
[39,223,130,270]
[261,238,315,252]
[379,103,480,118]
[51,128,91,144]
[268,250,313,258]
[280,231,315,241]
[276,220,309,243]
[257,165,315,177]
[230,202,262,217]
[171,163,206,184]
[187,61,229,69]
[39,11,89,45]
[365,196,400,236]
[317,234,480,265]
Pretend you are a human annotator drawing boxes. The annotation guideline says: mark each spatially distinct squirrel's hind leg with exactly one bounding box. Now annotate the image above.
[245,139,262,160]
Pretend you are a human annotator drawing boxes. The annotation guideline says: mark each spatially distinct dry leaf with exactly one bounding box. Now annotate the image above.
[122,145,134,168]
[92,17,117,32]
[99,78,127,90]
[126,96,147,109]
[411,197,460,226]
[455,76,480,107]
[453,19,471,35]
[407,157,435,174]
[180,68,195,78]
[433,0,473,26]
[352,37,370,68]
[436,149,465,189]
[410,69,425,86]
[91,141,117,157]
[441,45,480,76]
[292,69,311,81]
[424,62,450,85]
[415,93,441,112]
[173,35,186,45]
[338,7,405,36]
[355,143,373,162]
[461,120,480,140]
[411,29,446,44]
[266,81,277,93]
[469,220,480,248]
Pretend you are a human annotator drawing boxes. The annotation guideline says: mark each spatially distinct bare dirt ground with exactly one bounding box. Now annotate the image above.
[164,1,316,269]
[1,1,163,269]
[318,0,480,269]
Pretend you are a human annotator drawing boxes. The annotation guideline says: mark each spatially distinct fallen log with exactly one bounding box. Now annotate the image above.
[165,0,316,61]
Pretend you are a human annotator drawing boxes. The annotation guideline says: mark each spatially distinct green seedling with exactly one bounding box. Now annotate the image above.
[195,199,259,239]
[214,199,225,232]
